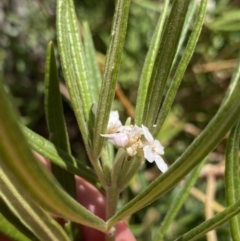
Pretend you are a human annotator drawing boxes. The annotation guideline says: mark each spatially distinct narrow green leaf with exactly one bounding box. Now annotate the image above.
[208,23,240,31]
[133,0,164,12]
[83,21,102,103]
[154,158,206,241]
[0,162,70,241]
[171,0,198,69]
[223,56,240,103]
[0,200,37,240]
[143,0,190,129]
[117,155,143,192]
[21,125,98,186]
[82,21,102,144]
[0,210,34,241]
[64,221,81,241]
[56,0,107,187]
[207,9,240,31]
[45,41,76,198]
[173,199,240,241]
[93,0,131,159]
[154,0,208,135]
[107,58,240,228]
[67,0,93,120]
[57,0,91,154]
[0,80,106,232]
[45,42,69,151]
[135,0,170,125]
[225,120,240,240]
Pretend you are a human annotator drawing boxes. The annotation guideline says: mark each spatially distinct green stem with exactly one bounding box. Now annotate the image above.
[112,149,127,185]
[100,146,112,187]
[118,156,143,192]
[92,158,107,190]
[105,150,125,240]
[106,185,120,241]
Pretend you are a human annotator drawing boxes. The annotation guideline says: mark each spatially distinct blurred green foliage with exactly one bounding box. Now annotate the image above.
[1,0,240,240]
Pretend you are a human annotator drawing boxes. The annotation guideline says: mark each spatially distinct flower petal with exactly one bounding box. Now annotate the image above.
[154,140,164,155]
[107,111,122,132]
[109,111,120,122]
[130,125,142,136]
[101,132,129,147]
[143,145,155,163]
[155,155,168,173]
[100,133,117,138]
[141,125,154,142]
[100,133,118,145]
[113,133,129,147]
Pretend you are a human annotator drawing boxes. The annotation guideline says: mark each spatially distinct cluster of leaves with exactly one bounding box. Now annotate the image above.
[1,0,240,241]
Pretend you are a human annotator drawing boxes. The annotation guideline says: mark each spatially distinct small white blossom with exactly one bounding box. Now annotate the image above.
[101,111,168,173]
[107,111,122,133]
[122,125,142,140]
[101,132,129,147]
[101,124,142,148]
[142,125,168,173]
[100,110,125,145]
[124,125,143,156]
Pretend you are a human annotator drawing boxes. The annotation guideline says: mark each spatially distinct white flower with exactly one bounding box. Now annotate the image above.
[101,124,142,149]
[100,110,126,145]
[142,125,168,173]
[101,132,129,147]
[107,111,122,134]
[123,125,142,139]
